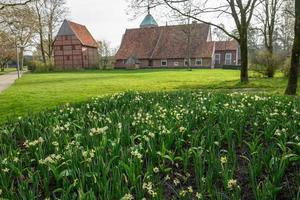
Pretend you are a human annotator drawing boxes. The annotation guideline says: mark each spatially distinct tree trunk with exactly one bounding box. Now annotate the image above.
[285,0,300,95]
[19,48,24,70]
[36,3,46,64]
[239,33,249,82]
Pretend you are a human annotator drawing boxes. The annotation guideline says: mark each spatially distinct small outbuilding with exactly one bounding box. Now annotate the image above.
[53,20,98,70]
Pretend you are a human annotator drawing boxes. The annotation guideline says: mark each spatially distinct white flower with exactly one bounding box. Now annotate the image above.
[173,178,180,186]
[52,141,59,146]
[118,123,122,129]
[2,168,9,173]
[196,192,203,199]
[153,167,159,173]
[179,190,187,197]
[227,179,238,189]
[121,193,134,200]
[13,157,19,163]
[148,132,155,138]
[90,126,108,136]
[220,156,228,164]
[179,126,187,133]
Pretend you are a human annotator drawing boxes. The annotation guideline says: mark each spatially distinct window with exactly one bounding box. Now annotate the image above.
[195,58,202,66]
[225,53,232,65]
[174,61,179,66]
[60,46,63,51]
[64,36,68,40]
[184,59,191,66]
[161,60,167,67]
[66,55,70,61]
[214,53,221,65]
[72,45,76,50]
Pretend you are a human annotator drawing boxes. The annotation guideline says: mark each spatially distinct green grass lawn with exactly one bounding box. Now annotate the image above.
[0,69,297,123]
[0,68,16,75]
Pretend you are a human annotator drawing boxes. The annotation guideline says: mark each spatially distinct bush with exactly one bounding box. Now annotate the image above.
[27,60,54,73]
[250,50,284,78]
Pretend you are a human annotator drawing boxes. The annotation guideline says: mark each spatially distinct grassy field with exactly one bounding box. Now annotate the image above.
[0,91,299,199]
[0,68,16,75]
[0,69,297,123]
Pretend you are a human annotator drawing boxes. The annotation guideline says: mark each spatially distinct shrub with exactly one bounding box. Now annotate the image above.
[27,60,54,73]
[250,50,284,78]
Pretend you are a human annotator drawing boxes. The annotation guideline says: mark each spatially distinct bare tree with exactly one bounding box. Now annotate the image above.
[256,0,283,54]
[0,31,16,71]
[128,0,260,83]
[285,0,300,95]
[0,4,36,69]
[34,0,68,64]
[98,40,113,69]
[213,24,229,41]
[277,0,294,54]
[0,0,34,10]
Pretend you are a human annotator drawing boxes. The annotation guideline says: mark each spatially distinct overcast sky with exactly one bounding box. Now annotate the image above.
[66,0,147,48]
[65,0,235,48]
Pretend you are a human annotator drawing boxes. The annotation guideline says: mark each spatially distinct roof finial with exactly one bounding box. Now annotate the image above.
[147,0,150,14]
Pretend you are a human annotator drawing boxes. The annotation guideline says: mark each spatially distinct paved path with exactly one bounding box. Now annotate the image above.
[0,71,22,93]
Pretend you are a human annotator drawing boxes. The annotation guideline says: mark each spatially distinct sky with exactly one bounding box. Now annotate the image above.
[65,0,235,48]
[66,0,146,48]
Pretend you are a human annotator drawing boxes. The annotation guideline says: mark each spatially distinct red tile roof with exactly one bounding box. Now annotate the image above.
[67,20,98,48]
[116,23,214,60]
[215,40,239,51]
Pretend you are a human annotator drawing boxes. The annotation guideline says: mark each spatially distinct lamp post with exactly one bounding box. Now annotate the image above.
[16,45,25,79]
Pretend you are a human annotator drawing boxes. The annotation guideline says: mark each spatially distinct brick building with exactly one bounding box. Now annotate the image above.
[115,13,240,69]
[53,20,98,69]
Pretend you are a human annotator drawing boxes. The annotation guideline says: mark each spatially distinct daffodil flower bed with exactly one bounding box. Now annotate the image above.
[0,91,299,199]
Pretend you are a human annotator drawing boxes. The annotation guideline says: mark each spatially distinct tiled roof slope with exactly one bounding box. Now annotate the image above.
[215,40,239,51]
[116,23,213,60]
[67,20,98,48]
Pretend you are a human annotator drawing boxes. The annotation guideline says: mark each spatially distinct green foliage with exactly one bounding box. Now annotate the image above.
[27,60,54,73]
[250,51,284,78]
[0,91,299,199]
